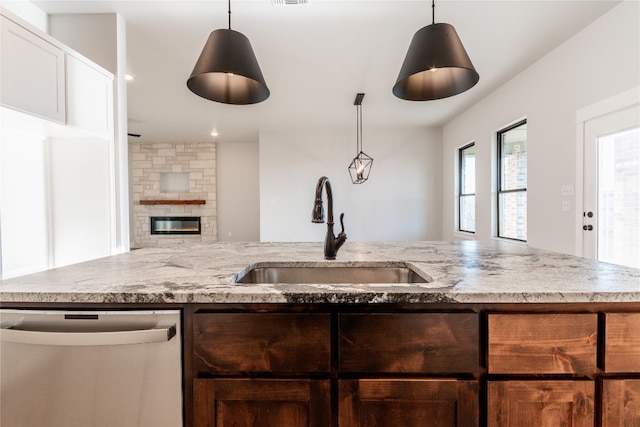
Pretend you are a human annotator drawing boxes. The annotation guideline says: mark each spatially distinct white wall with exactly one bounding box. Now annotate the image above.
[217,142,260,241]
[49,14,118,73]
[260,126,442,242]
[0,0,47,32]
[441,0,640,255]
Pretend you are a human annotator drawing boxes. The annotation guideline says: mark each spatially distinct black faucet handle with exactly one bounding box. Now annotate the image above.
[335,213,347,254]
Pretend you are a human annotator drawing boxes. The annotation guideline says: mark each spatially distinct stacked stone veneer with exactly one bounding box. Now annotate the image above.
[130,142,217,248]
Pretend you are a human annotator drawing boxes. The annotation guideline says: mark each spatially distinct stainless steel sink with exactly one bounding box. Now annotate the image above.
[234,262,430,284]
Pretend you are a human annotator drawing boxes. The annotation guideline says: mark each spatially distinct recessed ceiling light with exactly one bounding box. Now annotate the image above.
[125,74,133,81]
[211,130,219,137]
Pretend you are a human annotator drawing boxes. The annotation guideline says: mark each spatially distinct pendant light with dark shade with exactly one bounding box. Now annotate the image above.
[187,0,269,105]
[348,93,373,184]
[393,0,479,101]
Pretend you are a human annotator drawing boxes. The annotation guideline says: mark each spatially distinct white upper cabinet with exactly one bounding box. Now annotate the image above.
[0,15,66,123]
[66,54,113,136]
[1,11,114,137]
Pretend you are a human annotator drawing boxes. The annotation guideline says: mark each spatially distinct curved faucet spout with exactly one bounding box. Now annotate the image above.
[312,176,347,260]
[312,176,332,224]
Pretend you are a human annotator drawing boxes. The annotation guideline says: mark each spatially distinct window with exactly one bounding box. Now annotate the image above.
[458,143,475,233]
[596,125,640,268]
[497,120,527,241]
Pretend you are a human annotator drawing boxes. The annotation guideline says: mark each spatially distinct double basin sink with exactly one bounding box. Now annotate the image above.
[234,262,431,285]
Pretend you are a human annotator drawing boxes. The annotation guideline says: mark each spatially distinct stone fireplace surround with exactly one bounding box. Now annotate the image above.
[130,142,217,248]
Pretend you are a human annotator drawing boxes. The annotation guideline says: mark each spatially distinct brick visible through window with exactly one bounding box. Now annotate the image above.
[459,143,476,233]
[497,120,527,241]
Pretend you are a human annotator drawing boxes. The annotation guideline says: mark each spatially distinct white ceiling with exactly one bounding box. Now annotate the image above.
[31,0,621,143]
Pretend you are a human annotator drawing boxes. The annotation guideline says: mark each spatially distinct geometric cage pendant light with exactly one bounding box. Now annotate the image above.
[393,0,479,101]
[348,93,373,184]
[187,0,270,105]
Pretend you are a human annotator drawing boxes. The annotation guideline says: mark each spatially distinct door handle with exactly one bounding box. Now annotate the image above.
[0,324,176,346]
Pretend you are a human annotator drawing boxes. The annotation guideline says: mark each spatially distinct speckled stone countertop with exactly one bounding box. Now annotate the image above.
[1,240,639,304]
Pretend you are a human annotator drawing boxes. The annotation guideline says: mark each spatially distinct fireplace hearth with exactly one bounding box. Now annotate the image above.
[151,217,201,235]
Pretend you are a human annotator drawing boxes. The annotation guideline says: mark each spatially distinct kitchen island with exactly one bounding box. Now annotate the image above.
[1,240,638,304]
[2,240,639,427]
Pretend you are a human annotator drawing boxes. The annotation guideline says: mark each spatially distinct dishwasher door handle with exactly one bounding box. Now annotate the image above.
[0,325,177,346]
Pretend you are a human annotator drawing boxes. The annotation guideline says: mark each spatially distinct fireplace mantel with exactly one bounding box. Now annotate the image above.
[139,200,206,205]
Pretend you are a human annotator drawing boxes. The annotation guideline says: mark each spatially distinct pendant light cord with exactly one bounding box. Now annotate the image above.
[432,0,435,25]
[228,0,231,29]
[356,104,362,155]
[359,104,363,154]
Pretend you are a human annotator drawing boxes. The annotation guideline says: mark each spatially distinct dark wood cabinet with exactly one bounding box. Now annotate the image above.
[338,313,480,426]
[191,313,331,426]
[339,313,479,374]
[193,313,330,374]
[193,379,330,427]
[339,379,479,427]
[487,380,595,427]
[488,313,598,375]
[602,312,640,426]
[604,312,640,373]
[602,379,640,426]
[487,314,598,426]
[187,306,639,426]
[190,310,480,426]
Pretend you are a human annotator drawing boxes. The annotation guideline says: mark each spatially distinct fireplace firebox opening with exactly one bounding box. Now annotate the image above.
[150,217,201,235]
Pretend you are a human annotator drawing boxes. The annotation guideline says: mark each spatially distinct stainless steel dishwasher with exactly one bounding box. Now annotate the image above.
[0,309,182,427]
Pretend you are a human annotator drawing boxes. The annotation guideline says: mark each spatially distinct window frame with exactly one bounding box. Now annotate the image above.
[458,142,476,234]
[497,119,527,242]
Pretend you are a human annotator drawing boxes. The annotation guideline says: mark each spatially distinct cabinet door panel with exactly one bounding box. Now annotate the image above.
[0,16,65,122]
[488,313,597,374]
[66,54,112,136]
[48,138,113,268]
[339,313,479,373]
[602,379,640,427]
[604,313,640,372]
[193,379,330,427]
[339,379,478,427]
[487,381,594,427]
[193,313,330,374]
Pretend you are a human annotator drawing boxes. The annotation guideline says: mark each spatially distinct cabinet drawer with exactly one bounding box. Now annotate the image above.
[488,313,597,374]
[604,312,640,373]
[339,313,479,373]
[194,379,330,427]
[340,379,479,427]
[193,313,330,374]
[488,380,595,427]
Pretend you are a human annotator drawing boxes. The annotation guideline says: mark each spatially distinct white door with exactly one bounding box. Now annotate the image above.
[583,104,639,268]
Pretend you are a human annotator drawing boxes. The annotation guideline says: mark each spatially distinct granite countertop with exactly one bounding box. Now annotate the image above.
[1,240,639,304]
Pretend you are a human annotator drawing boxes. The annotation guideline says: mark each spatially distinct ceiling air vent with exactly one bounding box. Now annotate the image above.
[272,0,308,5]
